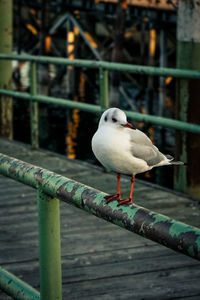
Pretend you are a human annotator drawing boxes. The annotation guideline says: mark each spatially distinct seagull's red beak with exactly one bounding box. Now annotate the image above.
[123,122,136,130]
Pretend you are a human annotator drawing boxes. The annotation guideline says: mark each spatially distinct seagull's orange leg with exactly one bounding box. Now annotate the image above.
[117,173,121,196]
[117,174,135,206]
[105,173,121,203]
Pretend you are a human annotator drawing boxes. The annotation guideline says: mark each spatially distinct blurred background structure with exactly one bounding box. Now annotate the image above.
[0,0,200,197]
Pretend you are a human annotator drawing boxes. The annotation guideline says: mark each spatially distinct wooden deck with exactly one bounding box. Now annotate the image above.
[0,137,200,300]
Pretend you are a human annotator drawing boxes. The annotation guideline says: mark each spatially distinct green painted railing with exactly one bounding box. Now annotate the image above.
[1,53,200,149]
[0,267,40,300]
[0,153,200,300]
[1,54,200,298]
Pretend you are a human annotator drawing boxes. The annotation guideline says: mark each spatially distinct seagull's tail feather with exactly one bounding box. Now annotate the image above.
[170,160,186,166]
[165,154,186,165]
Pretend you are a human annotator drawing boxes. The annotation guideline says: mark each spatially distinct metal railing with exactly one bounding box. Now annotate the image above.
[0,53,200,149]
[1,54,200,298]
[0,153,200,300]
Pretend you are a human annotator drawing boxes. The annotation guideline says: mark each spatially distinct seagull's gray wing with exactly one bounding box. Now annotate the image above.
[129,129,166,166]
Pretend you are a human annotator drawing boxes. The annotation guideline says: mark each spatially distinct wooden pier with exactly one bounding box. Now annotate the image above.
[0,137,200,299]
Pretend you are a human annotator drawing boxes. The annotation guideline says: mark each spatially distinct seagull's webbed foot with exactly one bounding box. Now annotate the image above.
[117,198,132,206]
[104,193,121,203]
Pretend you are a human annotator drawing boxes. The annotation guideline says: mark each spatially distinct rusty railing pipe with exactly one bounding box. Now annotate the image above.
[0,153,200,261]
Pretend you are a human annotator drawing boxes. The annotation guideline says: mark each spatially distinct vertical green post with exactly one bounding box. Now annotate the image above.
[99,68,109,110]
[174,0,200,197]
[0,0,13,139]
[37,189,62,300]
[30,61,39,148]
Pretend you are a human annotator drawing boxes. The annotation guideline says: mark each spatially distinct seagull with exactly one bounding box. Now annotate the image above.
[91,107,184,206]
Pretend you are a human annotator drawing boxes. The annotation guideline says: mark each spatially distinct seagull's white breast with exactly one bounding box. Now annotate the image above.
[92,125,149,175]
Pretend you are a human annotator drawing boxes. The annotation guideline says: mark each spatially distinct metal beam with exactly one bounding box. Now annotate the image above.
[68,13,102,61]
[0,153,200,261]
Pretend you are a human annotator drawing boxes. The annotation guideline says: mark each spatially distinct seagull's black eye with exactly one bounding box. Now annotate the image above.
[112,117,117,123]
[104,115,108,122]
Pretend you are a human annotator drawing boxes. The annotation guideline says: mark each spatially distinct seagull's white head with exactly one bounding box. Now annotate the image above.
[98,107,136,130]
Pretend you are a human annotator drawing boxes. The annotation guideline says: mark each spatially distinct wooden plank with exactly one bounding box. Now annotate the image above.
[2,255,199,300]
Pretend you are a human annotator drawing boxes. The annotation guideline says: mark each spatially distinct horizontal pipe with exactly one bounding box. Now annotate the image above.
[125,110,200,134]
[0,88,200,134]
[34,95,102,114]
[0,89,102,114]
[0,89,30,100]
[1,53,200,79]
[0,153,200,261]
[0,266,40,300]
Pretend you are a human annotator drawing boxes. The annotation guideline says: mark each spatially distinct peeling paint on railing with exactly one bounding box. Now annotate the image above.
[1,153,200,261]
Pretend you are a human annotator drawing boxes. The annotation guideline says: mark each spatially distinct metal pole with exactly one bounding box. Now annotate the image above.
[147,26,156,113]
[159,28,167,117]
[37,188,62,300]
[110,1,127,107]
[30,61,39,148]
[99,68,109,109]
[175,0,200,197]
[0,0,13,139]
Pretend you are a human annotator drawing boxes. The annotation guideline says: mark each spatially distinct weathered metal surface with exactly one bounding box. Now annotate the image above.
[0,266,40,300]
[0,153,200,261]
[30,62,39,149]
[177,0,200,43]
[37,189,62,300]
[0,1,13,139]
[1,53,200,79]
[175,0,200,197]
[99,68,109,109]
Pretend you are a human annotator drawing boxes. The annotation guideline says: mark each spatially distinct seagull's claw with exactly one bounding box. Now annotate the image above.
[117,198,132,206]
[104,193,121,203]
